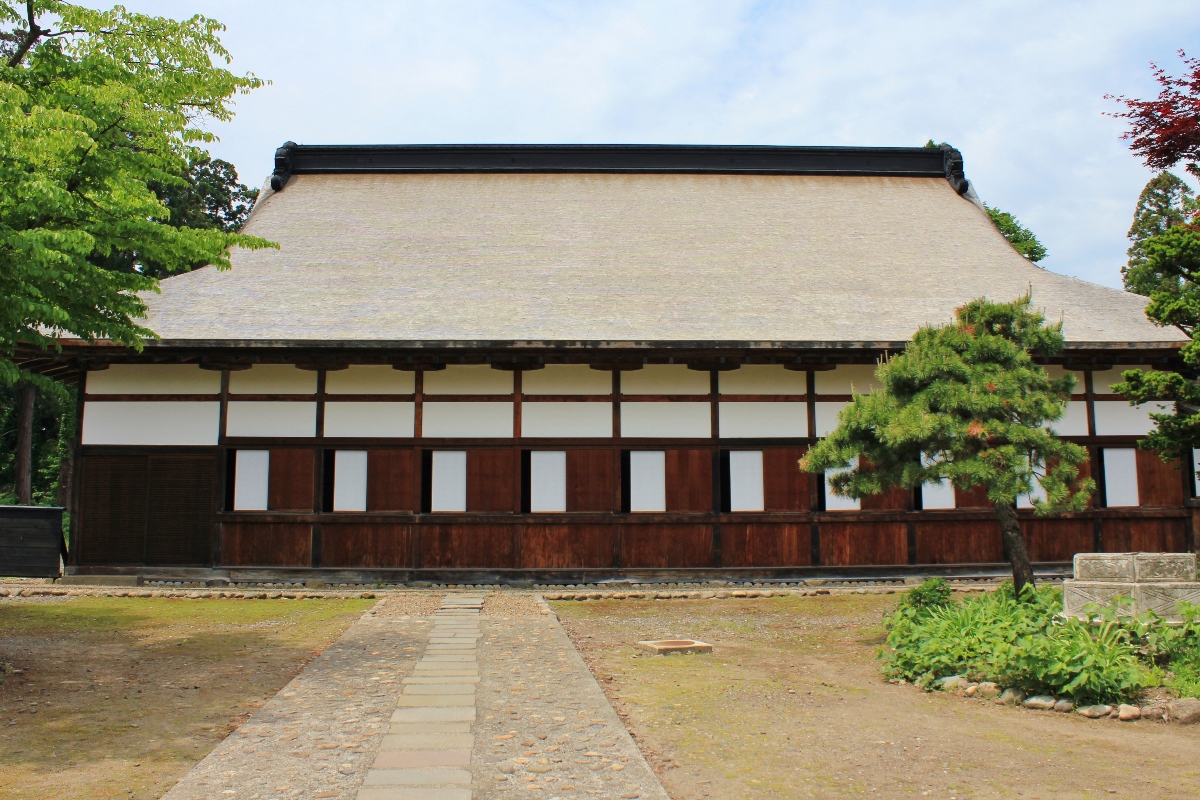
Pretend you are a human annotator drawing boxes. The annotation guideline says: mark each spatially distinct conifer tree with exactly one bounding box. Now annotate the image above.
[800,295,1094,599]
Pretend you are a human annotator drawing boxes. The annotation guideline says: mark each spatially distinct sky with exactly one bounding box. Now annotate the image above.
[130,0,1199,289]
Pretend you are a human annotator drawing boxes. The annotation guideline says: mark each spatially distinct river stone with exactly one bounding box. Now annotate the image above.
[1118,704,1141,721]
[976,682,1001,699]
[999,688,1026,705]
[1076,704,1112,719]
[1168,697,1200,724]
[1053,698,1075,713]
[938,676,969,691]
[1022,695,1057,710]
[1140,705,1166,721]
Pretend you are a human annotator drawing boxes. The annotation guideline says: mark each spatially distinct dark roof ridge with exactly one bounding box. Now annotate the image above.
[268,142,970,194]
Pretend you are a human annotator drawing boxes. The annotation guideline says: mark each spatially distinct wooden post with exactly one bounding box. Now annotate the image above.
[15,382,35,505]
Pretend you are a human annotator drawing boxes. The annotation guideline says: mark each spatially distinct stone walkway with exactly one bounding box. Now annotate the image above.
[158,592,667,800]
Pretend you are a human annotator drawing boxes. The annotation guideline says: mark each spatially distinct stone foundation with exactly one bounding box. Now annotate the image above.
[1063,553,1200,621]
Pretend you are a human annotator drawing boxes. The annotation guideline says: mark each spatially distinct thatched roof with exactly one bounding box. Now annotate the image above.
[136,145,1182,350]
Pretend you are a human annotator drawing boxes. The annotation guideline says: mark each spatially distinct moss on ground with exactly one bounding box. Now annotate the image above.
[0,596,371,800]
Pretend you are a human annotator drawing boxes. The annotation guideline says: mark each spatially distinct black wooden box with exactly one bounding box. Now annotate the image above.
[0,506,64,578]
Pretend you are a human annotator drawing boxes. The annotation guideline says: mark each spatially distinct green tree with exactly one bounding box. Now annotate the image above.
[0,1,275,387]
[800,294,1094,599]
[1125,172,1195,279]
[985,205,1048,263]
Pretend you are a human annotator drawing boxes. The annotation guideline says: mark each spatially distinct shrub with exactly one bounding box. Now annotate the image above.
[895,578,952,615]
[880,582,1147,704]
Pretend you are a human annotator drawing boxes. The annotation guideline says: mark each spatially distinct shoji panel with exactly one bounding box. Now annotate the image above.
[1103,448,1140,507]
[529,451,567,513]
[628,451,666,513]
[666,449,712,512]
[234,450,269,511]
[431,451,467,512]
[566,450,616,512]
[467,450,517,512]
[268,449,315,511]
[333,451,368,512]
[367,450,418,512]
[727,450,765,512]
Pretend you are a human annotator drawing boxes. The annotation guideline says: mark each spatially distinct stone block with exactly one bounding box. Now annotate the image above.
[357,787,471,800]
[373,749,471,769]
[1134,583,1200,621]
[1062,581,1137,617]
[403,683,476,695]
[363,767,472,786]
[1168,697,1200,724]
[1134,552,1197,582]
[635,639,712,655]
[395,695,474,707]
[391,707,476,723]
[1073,553,1135,582]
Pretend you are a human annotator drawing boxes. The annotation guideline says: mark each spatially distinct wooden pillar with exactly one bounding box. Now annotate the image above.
[14,382,35,505]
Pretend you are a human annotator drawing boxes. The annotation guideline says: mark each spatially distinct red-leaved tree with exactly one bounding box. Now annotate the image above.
[1108,50,1200,180]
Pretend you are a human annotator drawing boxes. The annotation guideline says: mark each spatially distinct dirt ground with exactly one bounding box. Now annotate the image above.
[555,595,1200,800]
[0,595,372,800]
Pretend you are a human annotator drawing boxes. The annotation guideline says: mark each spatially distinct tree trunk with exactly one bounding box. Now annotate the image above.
[994,500,1035,600]
[14,383,35,505]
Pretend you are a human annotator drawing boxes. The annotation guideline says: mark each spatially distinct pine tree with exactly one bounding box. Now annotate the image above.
[800,294,1094,599]
[1125,172,1194,282]
[985,206,1048,263]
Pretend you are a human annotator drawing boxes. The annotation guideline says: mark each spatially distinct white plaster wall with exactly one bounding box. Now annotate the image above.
[718,402,807,438]
[1044,365,1085,396]
[325,366,415,394]
[424,365,513,395]
[728,450,765,512]
[814,401,848,437]
[621,365,709,395]
[1093,401,1168,436]
[333,450,368,512]
[82,401,220,445]
[1093,365,1149,394]
[629,451,666,512]
[1049,401,1090,437]
[621,402,710,438]
[718,365,807,395]
[814,364,881,395]
[423,402,514,437]
[1103,448,1140,507]
[226,401,317,437]
[522,365,612,395]
[229,365,317,394]
[87,364,220,395]
[522,403,612,437]
[324,402,415,438]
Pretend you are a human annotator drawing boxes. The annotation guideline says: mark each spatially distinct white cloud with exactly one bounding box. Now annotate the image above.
[129,0,1200,288]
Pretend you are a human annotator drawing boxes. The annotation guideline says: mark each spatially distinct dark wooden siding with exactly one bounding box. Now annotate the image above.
[220,522,312,567]
[622,524,712,567]
[520,524,615,568]
[145,454,216,566]
[322,523,411,568]
[566,450,616,512]
[763,447,811,511]
[722,523,811,567]
[1024,519,1094,562]
[954,485,991,509]
[914,521,1002,564]
[420,524,516,568]
[269,449,315,511]
[0,507,64,578]
[665,449,712,512]
[467,450,517,512]
[367,449,418,512]
[1103,518,1188,553]
[78,455,148,565]
[1136,450,1185,507]
[821,522,907,566]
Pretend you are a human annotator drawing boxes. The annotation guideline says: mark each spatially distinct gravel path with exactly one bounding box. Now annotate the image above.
[160,595,437,800]
[472,599,668,800]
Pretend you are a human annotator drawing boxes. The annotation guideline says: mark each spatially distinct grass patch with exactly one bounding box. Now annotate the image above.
[0,596,371,800]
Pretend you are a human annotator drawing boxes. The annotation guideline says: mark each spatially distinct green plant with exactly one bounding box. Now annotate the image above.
[894,578,952,616]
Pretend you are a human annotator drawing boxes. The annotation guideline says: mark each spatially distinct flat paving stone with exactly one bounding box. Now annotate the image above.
[357,788,470,800]
[373,749,472,769]
[392,706,476,722]
[381,733,475,750]
[363,767,472,785]
[404,683,477,694]
[395,694,476,707]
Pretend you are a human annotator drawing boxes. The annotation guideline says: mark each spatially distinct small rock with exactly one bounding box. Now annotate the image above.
[528,765,552,773]
[1140,705,1166,721]
[975,682,1001,699]
[498,763,516,774]
[937,676,968,692]
[1076,704,1112,719]
[1022,695,1057,711]
[0,588,9,597]
[1053,699,1074,713]
[998,688,1026,705]
[1118,704,1141,721]
[1167,697,1200,725]
[964,683,979,697]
